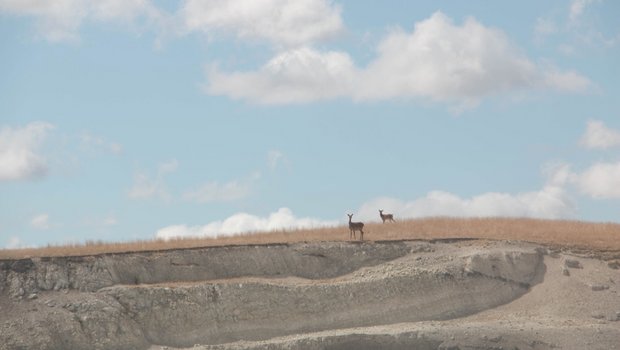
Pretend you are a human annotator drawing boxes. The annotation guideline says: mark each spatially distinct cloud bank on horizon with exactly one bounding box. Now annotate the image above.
[154,117,620,240]
[156,207,339,240]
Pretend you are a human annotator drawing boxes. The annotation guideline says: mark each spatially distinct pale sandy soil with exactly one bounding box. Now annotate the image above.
[2,239,619,350]
[152,241,619,350]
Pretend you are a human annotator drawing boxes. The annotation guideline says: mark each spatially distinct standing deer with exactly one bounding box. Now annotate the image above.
[379,210,395,223]
[347,213,364,241]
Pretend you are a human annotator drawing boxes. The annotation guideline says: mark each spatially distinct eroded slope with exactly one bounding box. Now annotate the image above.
[0,240,549,350]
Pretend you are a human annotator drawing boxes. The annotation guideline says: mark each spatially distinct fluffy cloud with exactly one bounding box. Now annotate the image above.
[580,120,620,149]
[30,213,51,230]
[356,185,575,222]
[542,68,592,93]
[1,0,341,45]
[0,0,161,42]
[354,164,578,222]
[207,12,591,106]
[544,160,620,200]
[128,159,178,200]
[0,121,54,181]
[180,0,343,47]
[207,47,357,104]
[183,172,260,203]
[356,12,540,104]
[156,207,338,240]
[574,162,620,199]
[568,120,620,198]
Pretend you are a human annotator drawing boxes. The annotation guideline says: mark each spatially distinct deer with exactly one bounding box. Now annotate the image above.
[347,213,364,241]
[379,209,395,223]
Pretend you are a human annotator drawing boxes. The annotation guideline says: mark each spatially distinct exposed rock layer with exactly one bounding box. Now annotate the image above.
[2,240,616,350]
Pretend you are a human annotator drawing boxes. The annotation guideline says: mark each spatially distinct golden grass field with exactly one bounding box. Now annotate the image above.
[1,217,619,259]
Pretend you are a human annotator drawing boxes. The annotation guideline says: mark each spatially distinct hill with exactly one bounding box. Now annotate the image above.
[1,218,619,349]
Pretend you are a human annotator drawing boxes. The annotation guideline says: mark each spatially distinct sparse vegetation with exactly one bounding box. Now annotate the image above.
[1,217,619,259]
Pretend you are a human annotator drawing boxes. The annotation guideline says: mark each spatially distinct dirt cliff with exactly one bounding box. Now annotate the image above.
[1,239,618,350]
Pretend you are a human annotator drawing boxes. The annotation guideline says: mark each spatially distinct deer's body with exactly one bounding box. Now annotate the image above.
[347,213,364,241]
[379,210,395,223]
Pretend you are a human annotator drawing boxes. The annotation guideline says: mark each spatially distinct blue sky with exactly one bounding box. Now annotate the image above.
[1,0,619,248]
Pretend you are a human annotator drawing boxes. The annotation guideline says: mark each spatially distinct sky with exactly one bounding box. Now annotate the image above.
[1,0,619,248]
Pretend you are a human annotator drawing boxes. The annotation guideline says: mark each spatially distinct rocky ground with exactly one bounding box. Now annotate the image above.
[1,239,619,350]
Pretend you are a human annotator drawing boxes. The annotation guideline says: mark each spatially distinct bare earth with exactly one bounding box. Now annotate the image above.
[187,242,619,350]
[1,237,619,350]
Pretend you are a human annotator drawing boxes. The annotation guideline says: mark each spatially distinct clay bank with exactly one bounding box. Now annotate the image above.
[1,239,619,350]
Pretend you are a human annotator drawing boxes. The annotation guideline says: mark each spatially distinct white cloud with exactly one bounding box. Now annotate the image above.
[207,12,591,107]
[543,161,620,200]
[128,159,178,200]
[356,171,575,222]
[0,0,161,42]
[580,120,620,149]
[355,12,541,105]
[183,172,259,203]
[0,121,54,181]
[207,47,357,104]
[574,162,620,199]
[30,213,50,230]
[542,68,592,93]
[543,162,574,187]
[155,207,338,240]
[180,0,343,47]
[357,186,574,222]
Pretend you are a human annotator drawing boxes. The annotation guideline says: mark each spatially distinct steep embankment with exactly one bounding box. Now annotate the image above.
[0,242,412,297]
[2,239,616,350]
[193,244,620,350]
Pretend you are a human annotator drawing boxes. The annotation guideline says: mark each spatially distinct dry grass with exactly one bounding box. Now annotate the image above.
[1,217,619,260]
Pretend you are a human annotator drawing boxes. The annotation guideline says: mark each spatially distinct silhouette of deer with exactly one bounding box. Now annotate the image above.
[347,213,364,241]
[379,210,395,223]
